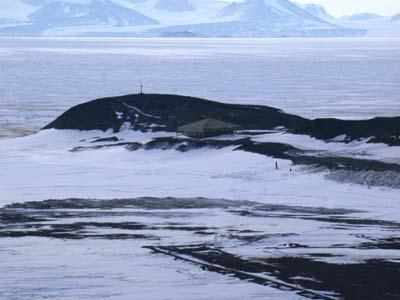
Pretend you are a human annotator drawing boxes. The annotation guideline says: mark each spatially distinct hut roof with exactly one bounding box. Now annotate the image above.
[177,118,241,133]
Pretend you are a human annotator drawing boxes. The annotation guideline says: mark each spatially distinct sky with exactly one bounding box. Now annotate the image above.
[226,0,400,17]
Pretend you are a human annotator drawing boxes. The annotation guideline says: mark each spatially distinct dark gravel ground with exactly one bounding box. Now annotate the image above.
[1,197,399,300]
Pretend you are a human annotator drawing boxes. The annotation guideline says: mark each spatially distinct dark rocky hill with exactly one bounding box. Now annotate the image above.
[293,117,400,145]
[43,93,400,146]
[43,93,308,132]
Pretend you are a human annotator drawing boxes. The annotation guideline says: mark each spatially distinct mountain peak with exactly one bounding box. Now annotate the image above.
[28,0,158,27]
[213,0,326,23]
[298,2,334,20]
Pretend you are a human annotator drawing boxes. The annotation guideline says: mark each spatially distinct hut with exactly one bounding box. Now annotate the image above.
[177,118,241,138]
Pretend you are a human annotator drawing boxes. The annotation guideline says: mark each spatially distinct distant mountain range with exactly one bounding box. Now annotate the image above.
[343,12,385,21]
[0,0,398,37]
[145,0,364,38]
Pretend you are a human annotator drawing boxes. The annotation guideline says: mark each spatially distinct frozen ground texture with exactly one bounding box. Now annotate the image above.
[1,129,399,208]
[0,129,399,299]
[1,37,400,138]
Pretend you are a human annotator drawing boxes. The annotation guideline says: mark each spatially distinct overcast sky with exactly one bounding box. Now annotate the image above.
[227,0,400,17]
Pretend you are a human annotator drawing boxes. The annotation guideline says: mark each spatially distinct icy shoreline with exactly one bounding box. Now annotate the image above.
[1,197,399,300]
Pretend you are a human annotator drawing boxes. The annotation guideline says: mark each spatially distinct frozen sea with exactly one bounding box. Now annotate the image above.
[1,37,400,139]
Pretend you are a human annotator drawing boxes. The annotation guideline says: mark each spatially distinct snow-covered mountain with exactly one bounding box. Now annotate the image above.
[148,0,364,37]
[0,0,38,21]
[0,0,369,37]
[123,0,228,25]
[391,13,400,22]
[0,0,159,35]
[334,11,400,37]
[297,3,334,21]
[294,3,400,38]
[22,0,50,5]
[343,12,385,21]
[154,0,195,12]
[30,0,158,26]
[213,0,326,23]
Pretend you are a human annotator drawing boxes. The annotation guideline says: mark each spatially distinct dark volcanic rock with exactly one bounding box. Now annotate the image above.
[151,245,400,300]
[5,197,255,210]
[293,117,400,146]
[91,136,120,143]
[43,93,400,146]
[42,93,308,132]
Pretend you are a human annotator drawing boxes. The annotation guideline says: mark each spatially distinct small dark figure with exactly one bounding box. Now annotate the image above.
[275,161,279,170]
